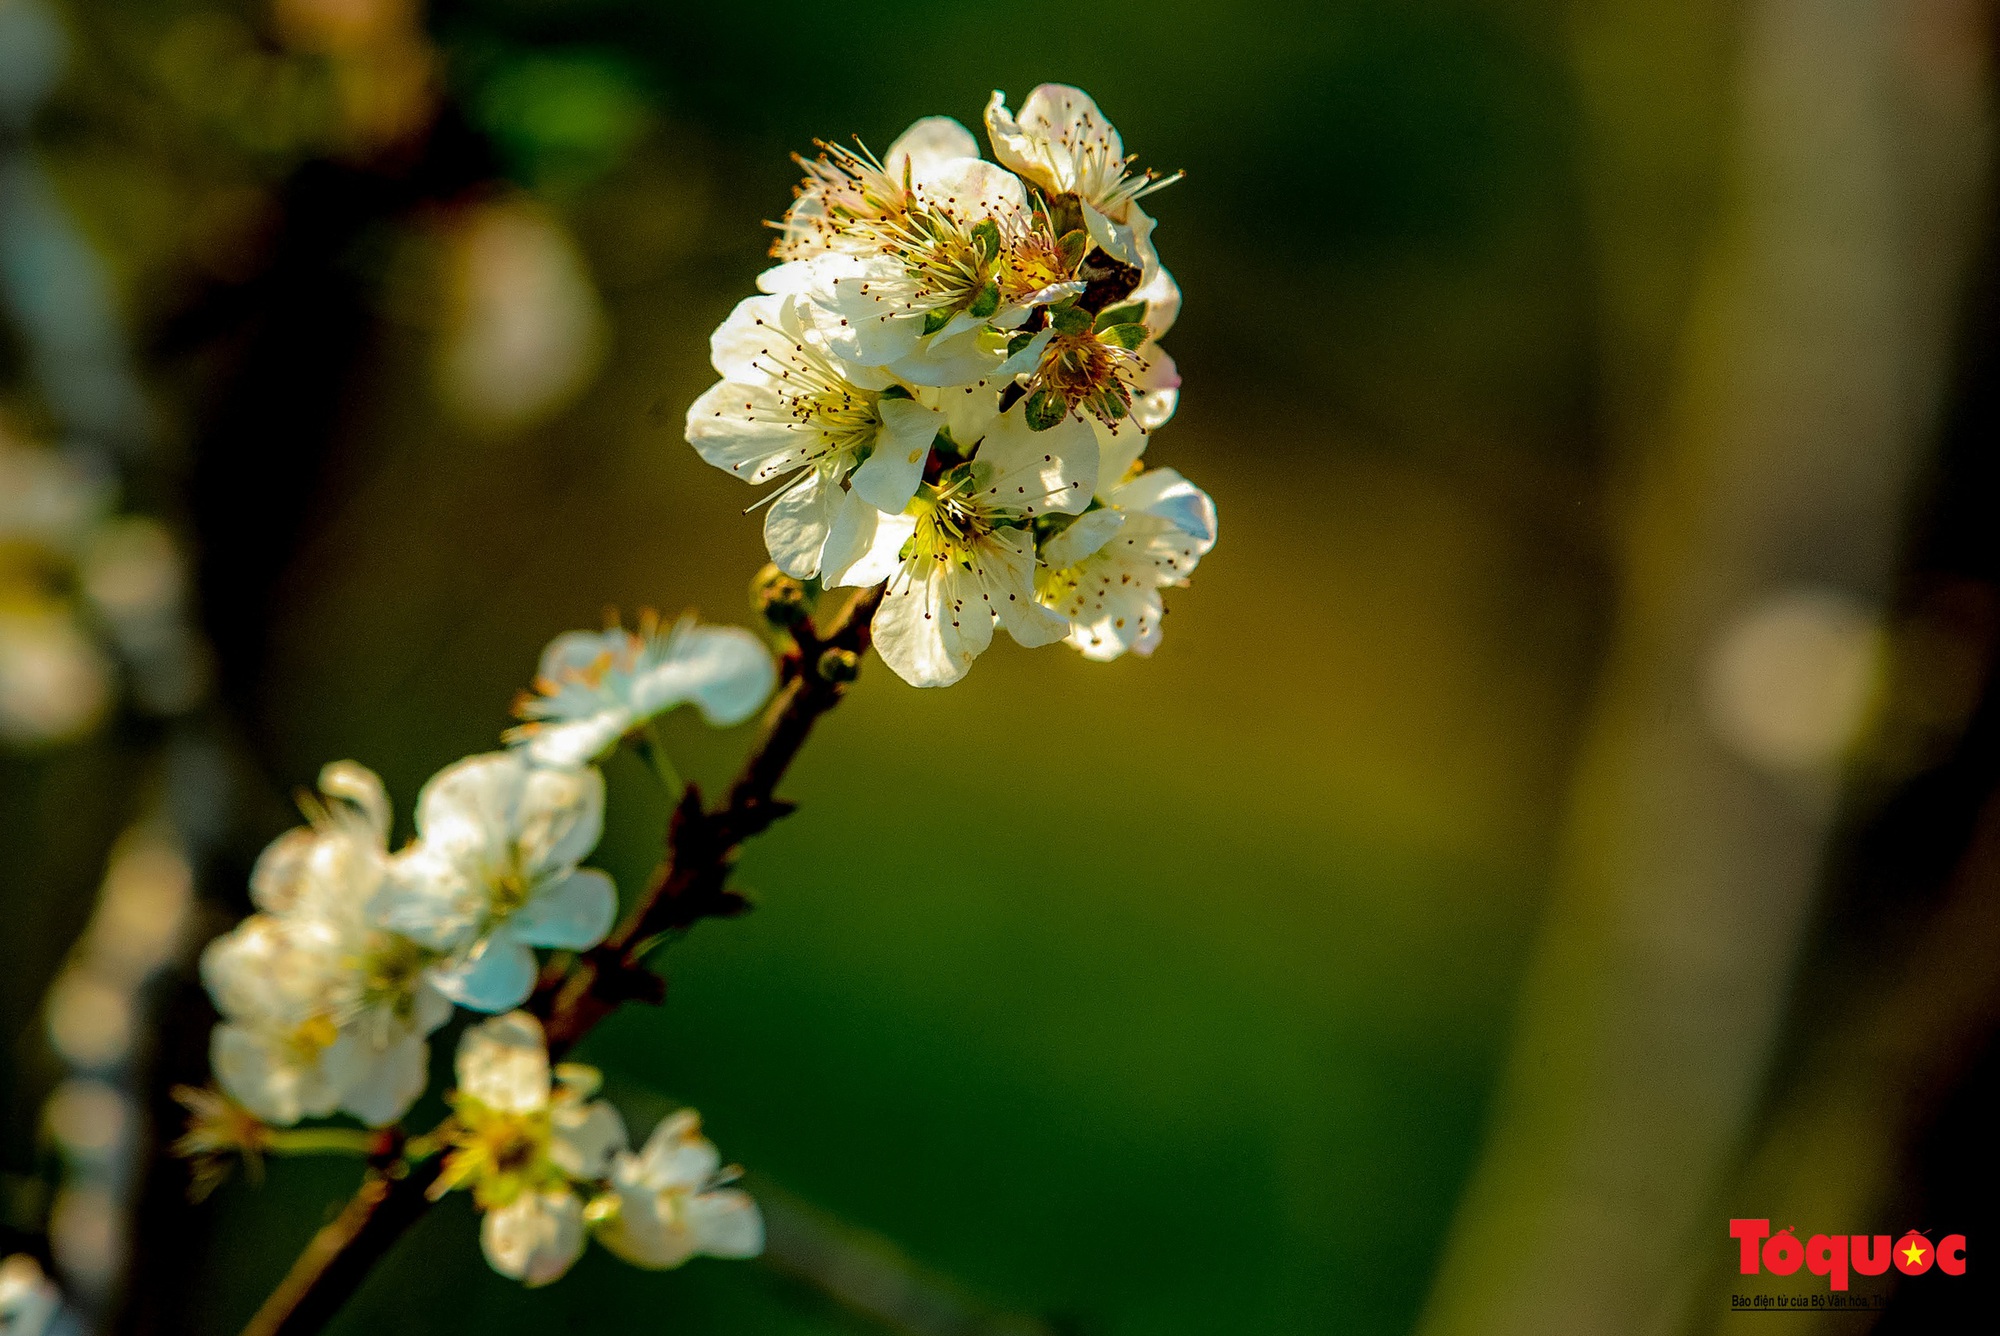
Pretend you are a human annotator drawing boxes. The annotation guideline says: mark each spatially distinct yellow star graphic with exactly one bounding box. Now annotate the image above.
[1902,1240,1927,1267]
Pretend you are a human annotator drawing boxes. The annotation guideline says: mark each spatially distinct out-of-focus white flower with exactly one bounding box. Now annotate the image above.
[434,198,607,431]
[1036,467,1217,662]
[375,753,613,1013]
[506,612,777,767]
[434,1013,626,1287]
[201,763,451,1126]
[0,604,112,747]
[687,293,944,576]
[985,85,1178,275]
[589,1110,763,1269]
[0,1253,62,1336]
[826,399,1095,687]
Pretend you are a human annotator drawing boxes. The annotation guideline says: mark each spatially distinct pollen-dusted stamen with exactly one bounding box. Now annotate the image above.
[770,137,912,260]
[1024,325,1151,426]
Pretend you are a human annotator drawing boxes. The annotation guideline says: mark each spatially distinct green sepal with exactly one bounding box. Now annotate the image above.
[879,383,915,399]
[1098,322,1149,350]
[1094,301,1147,331]
[1057,228,1089,271]
[1025,389,1069,431]
[968,279,1001,319]
[971,218,1001,264]
[921,307,953,336]
[1050,304,1092,336]
[1007,330,1038,358]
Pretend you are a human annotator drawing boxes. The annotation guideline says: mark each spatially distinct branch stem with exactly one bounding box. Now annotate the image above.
[238,585,885,1336]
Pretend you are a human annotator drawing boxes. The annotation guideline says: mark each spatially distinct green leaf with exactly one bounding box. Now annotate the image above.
[968,279,1000,319]
[1051,304,1092,336]
[922,307,953,336]
[1094,301,1147,331]
[1098,322,1150,350]
[1025,389,1068,431]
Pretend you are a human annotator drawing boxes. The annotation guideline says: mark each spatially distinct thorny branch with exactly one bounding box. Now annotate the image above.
[238,585,886,1336]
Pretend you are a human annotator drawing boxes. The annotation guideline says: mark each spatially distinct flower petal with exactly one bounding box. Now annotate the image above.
[688,1190,765,1259]
[630,621,776,728]
[550,1098,628,1180]
[482,1188,585,1287]
[885,115,978,181]
[432,935,539,1015]
[821,495,916,590]
[849,397,942,513]
[455,1011,549,1112]
[763,465,841,579]
[334,1029,430,1127]
[513,763,604,883]
[510,868,616,951]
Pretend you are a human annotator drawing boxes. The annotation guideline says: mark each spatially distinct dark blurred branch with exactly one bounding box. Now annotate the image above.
[238,585,885,1336]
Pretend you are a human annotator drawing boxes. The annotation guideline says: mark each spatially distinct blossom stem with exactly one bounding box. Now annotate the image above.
[265,1128,380,1158]
[237,583,887,1336]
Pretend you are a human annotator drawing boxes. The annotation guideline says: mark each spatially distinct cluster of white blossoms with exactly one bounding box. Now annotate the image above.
[195,613,776,1283]
[432,1013,761,1286]
[686,86,1218,687]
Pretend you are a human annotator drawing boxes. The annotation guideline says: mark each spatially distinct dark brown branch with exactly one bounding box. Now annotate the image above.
[239,585,885,1336]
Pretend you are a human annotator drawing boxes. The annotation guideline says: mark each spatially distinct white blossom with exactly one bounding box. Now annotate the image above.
[771,116,980,264]
[590,1110,764,1269]
[985,84,1179,276]
[374,754,614,1014]
[827,398,1096,687]
[435,1013,627,1287]
[686,294,943,576]
[0,1255,62,1336]
[200,763,449,1127]
[506,613,777,767]
[1036,467,1217,661]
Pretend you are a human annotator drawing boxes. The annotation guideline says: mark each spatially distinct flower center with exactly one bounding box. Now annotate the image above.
[287,1013,340,1064]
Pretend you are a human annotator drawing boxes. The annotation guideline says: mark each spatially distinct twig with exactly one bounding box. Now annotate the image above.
[239,584,886,1336]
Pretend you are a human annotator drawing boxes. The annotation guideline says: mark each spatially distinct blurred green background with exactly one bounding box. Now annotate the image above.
[3,1,1996,1334]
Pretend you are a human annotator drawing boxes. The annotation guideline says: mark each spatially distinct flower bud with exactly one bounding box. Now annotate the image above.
[751,565,809,628]
[816,648,861,683]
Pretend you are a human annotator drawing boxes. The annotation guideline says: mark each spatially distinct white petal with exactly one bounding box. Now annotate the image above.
[707,293,788,380]
[689,1190,765,1259]
[807,253,925,367]
[335,1030,429,1127]
[821,496,916,590]
[482,1189,585,1287]
[687,379,821,486]
[762,466,840,579]
[534,628,626,684]
[1092,415,1149,494]
[247,828,317,916]
[550,1099,628,1180]
[373,844,484,952]
[455,1011,549,1113]
[411,753,522,870]
[887,326,1007,388]
[911,157,1027,217]
[316,761,391,846]
[636,1110,719,1189]
[968,405,1096,517]
[211,1023,335,1126]
[850,397,942,513]
[432,935,539,1015]
[523,710,632,769]
[982,529,1068,648]
[873,561,985,688]
[886,116,978,181]
[1110,467,1218,550]
[630,621,777,728]
[509,868,616,951]
[1017,83,1124,167]
[513,763,604,883]
[1131,261,1180,338]
[1040,508,1125,569]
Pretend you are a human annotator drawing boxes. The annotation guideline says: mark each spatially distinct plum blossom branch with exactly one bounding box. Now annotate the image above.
[236,586,881,1336]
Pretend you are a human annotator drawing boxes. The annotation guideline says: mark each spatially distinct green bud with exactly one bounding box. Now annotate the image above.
[816,647,861,683]
[1025,388,1068,431]
[750,564,809,627]
[1098,322,1150,350]
[968,279,1001,319]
